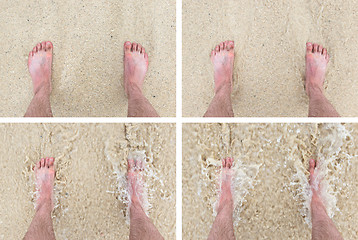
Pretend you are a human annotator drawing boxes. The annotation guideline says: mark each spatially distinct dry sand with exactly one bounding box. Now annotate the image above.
[183,123,358,239]
[0,0,175,117]
[183,1,358,117]
[0,123,175,239]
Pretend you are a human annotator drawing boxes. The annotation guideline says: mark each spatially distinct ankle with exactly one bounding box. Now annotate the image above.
[307,85,324,99]
[126,83,143,99]
[34,84,51,97]
[36,200,53,214]
[215,84,232,96]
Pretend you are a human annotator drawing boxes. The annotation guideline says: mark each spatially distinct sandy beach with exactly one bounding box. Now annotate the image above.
[0,0,175,117]
[183,0,358,117]
[183,123,358,239]
[0,123,175,239]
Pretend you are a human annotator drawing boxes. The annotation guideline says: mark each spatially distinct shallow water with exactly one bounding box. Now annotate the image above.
[183,123,358,239]
[0,123,175,239]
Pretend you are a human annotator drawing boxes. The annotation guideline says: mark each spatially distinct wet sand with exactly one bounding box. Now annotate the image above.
[0,0,175,117]
[183,1,358,117]
[183,123,358,239]
[0,123,175,239]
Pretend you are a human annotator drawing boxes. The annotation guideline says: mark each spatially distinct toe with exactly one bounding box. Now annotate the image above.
[215,45,220,52]
[219,42,224,51]
[222,158,227,168]
[211,50,216,57]
[40,158,45,168]
[49,157,55,166]
[41,41,46,51]
[227,157,233,168]
[45,41,53,51]
[131,42,138,52]
[124,41,131,51]
[313,43,318,53]
[306,42,313,53]
[33,45,38,53]
[309,159,316,173]
[318,45,323,54]
[227,41,234,50]
[45,157,50,168]
[137,43,143,53]
[37,43,42,51]
[323,48,327,57]
[144,52,148,60]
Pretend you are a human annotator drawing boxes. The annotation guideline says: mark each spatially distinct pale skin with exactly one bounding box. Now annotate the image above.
[309,159,343,240]
[204,41,235,117]
[208,157,235,240]
[24,157,56,240]
[127,158,164,240]
[24,41,159,117]
[305,42,340,117]
[25,41,54,117]
[124,41,159,117]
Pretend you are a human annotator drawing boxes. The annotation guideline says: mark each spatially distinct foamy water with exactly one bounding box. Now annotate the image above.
[0,123,175,239]
[183,123,358,239]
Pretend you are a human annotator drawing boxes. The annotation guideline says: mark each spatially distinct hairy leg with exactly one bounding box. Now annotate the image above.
[309,159,343,240]
[123,41,159,117]
[208,157,235,240]
[204,41,235,117]
[25,41,53,117]
[24,158,56,240]
[127,158,164,240]
[305,42,339,117]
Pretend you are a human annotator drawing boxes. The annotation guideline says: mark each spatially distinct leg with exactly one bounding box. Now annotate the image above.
[309,159,343,240]
[204,41,235,117]
[305,43,340,117]
[24,158,56,240]
[123,42,159,117]
[208,157,235,240]
[127,158,164,240]
[24,41,53,117]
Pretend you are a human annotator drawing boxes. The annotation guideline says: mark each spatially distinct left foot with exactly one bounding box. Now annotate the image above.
[217,157,234,212]
[28,41,53,96]
[211,41,235,94]
[123,41,149,97]
[309,159,324,204]
[34,157,55,211]
[127,157,145,206]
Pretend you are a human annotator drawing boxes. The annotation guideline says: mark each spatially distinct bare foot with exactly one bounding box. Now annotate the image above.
[217,157,234,213]
[211,41,235,94]
[309,159,324,203]
[123,41,149,97]
[28,41,53,96]
[34,157,55,211]
[305,42,330,98]
[127,158,145,205]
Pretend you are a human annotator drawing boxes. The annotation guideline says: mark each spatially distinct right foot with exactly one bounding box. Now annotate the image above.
[305,42,330,97]
[127,158,145,206]
[28,41,53,95]
[34,157,55,211]
[123,41,149,97]
[309,159,324,204]
[211,41,235,94]
[217,157,234,212]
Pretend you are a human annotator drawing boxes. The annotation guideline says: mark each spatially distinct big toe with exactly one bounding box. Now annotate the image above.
[309,159,316,173]
[306,42,313,53]
[226,41,234,51]
[45,41,53,51]
[124,41,131,52]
